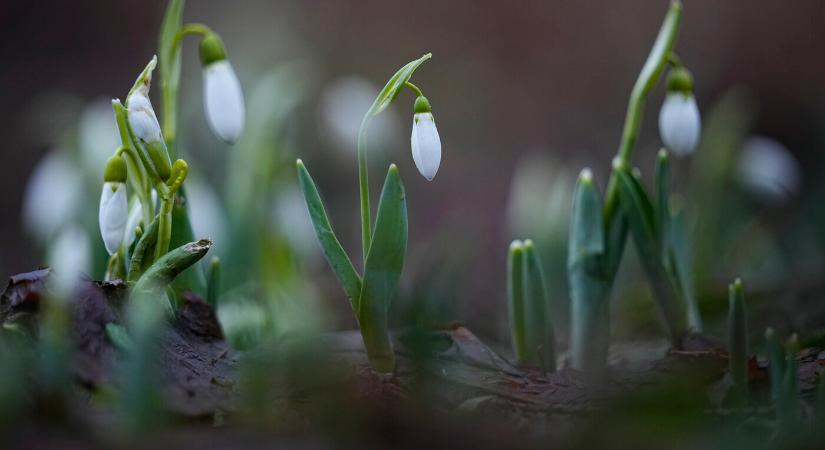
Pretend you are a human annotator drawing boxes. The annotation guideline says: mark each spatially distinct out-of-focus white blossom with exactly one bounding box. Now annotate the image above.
[22,151,84,243]
[658,92,701,156]
[738,136,801,203]
[47,225,91,298]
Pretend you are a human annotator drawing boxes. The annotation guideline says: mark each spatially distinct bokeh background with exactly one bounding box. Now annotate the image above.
[3,0,825,348]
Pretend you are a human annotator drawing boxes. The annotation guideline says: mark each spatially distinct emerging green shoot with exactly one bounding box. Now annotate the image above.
[727,278,747,406]
[508,240,556,370]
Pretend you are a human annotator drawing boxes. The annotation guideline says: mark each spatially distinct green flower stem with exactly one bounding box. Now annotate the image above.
[404,81,424,97]
[765,327,785,401]
[114,103,154,225]
[357,120,372,263]
[602,0,683,252]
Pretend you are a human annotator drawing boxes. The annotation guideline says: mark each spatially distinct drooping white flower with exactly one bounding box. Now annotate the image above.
[410,111,441,181]
[99,182,128,255]
[738,136,801,203]
[658,92,701,156]
[203,60,245,144]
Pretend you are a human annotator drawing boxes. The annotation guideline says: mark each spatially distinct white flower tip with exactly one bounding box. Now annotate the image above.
[659,93,701,156]
[509,240,523,251]
[579,168,593,182]
[410,113,441,181]
[203,60,245,144]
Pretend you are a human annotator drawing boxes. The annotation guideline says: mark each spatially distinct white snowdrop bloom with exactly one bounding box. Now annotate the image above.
[186,177,228,253]
[320,76,399,156]
[48,225,91,298]
[738,136,801,203]
[658,92,701,156]
[410,112,442,181]
[203,60,245,144]
[99,182,128,255]
[22,150,84,243]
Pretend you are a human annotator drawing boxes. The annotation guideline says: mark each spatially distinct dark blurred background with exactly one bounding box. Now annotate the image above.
[2,0,825,344]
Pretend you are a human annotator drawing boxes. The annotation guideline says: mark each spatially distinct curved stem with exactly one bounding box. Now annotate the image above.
[357,118,372,263]
[404,81,424,97]
[602,0,683,257]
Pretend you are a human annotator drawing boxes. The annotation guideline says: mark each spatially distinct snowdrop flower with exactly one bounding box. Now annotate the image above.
[48,225,91,299]
[98,155,129,255]
[658,67,701,156]
[410,95,441,181]
[126,56,171,181]
[738,136,801,203]
[22,150,83,243]
[200,33,245,144]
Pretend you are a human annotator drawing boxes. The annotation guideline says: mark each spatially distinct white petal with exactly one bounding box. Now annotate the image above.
[410,113,441,181]
[99,182,128,255]
[658,93,701,156]
[203,60,245,144]
[127,92,163,143]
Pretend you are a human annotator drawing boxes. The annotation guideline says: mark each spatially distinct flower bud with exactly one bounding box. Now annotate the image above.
[410,96,441,181]
[99,157,129,255]
[127,61,172,181]
[658,67,701,156]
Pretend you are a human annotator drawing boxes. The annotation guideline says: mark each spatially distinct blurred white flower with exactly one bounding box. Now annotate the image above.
[98,182,128,255]
[507,154,575,242]
[738,136,801,203]
[203,60,245,144]
[22,150,84,243]
[410,112,442,181]
[47,225,91,298]
[658,92,701,156]
[79,99,120,176]
[319,76,399,155]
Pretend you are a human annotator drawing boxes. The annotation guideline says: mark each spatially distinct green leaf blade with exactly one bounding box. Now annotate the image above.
[366,53,432,118]
[296,159,362,307]
[507,241,527,362]
[357,165,408,373]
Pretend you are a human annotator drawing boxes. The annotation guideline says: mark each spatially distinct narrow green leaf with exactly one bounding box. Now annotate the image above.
[158,0,184,154]
[106,323,135,353]
[655,149,671,259]
[169,186,207,295]
[669,202,702,331]
[296,159,362,307]
[765,327,785,401]
[727,278,748,406]
[507,241,527,362]
[357,165,407,373]
[366,53,432,118]
[617,168,686,345]
[127,217,159,284]
[567,169,610,373]
[523,240,555,371]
